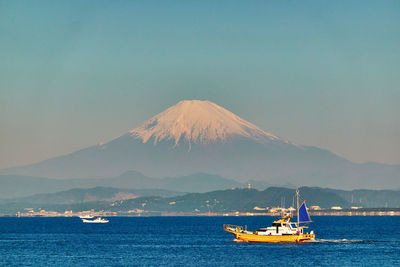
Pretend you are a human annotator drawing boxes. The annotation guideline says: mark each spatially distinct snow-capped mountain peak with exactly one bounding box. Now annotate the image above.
[128,100,284,146]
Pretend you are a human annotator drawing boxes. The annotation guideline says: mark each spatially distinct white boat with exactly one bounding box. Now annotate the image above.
[82,217,109,223]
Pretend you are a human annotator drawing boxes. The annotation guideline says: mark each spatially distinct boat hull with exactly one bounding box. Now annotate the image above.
[82,219,109,223]
[224,226,315,243]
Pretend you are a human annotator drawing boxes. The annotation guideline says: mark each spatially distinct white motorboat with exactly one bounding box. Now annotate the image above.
[82,217,109,223]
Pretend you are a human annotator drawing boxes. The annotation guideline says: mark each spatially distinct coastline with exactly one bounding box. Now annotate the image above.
[2,208,400,217]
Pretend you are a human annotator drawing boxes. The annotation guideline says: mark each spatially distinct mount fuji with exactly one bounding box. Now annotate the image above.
[2,100,399,189]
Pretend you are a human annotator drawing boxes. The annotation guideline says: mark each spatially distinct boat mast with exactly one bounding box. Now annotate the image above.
[296,188,299,226]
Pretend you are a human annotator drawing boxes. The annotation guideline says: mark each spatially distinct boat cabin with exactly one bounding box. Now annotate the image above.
[256,215,303,236]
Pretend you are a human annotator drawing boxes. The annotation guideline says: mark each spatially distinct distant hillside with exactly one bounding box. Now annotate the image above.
[2,187,184,205]
[0,187,184,214]
[103,171,244,193]
[327,189,400,208]
[1,187,345,214]
[110,187,350,213]
[1,186,399,214]
[0,172,243,199]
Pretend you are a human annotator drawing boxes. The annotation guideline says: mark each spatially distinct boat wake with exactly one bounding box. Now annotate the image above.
[233,238,248,243]
[231,238,396,244]
[232,238,400,244]
[307,239,369,244]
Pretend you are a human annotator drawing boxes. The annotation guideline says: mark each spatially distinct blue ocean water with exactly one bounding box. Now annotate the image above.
[0,216,399,266]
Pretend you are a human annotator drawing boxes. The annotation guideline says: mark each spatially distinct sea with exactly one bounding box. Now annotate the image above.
[0,216,399,266]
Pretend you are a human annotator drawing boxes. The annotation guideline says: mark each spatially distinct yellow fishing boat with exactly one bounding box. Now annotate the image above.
[223,189,315,243]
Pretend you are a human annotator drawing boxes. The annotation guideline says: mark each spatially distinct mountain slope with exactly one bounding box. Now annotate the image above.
[1,100,399,189]
[130,100,283,146]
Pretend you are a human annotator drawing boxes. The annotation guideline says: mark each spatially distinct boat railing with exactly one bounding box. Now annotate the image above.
[223,224,243,232]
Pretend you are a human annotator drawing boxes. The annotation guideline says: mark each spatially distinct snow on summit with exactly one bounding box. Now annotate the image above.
[128,100,283,145]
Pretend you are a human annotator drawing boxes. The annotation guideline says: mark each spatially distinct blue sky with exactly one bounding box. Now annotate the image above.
[1,0,399,168]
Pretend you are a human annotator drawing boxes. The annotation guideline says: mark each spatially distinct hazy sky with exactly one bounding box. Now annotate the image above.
[1,0,399,168]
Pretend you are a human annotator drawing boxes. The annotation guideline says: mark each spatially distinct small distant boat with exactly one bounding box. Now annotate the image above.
[223,189,315,243]
[82,217,109,223]
[79,215,94,219]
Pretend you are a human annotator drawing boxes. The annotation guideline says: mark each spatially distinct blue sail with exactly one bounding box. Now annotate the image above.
[298,201,311,223]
